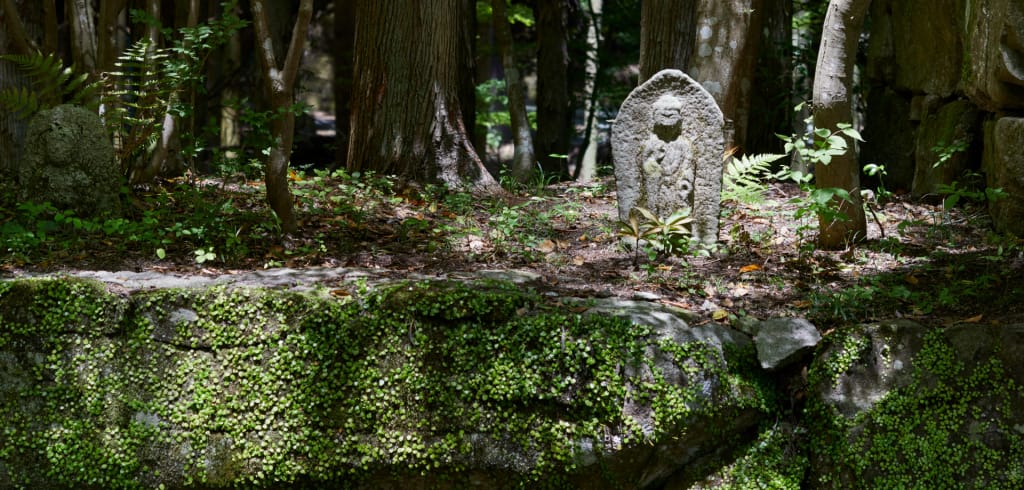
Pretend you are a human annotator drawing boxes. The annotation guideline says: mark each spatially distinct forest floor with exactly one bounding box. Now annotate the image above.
[2,170,1023,331]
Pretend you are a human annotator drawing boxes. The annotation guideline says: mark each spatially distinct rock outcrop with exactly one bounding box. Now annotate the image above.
[806,320,1024,488]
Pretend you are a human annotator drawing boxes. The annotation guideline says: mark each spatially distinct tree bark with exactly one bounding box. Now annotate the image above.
[813,0,869,248]
[69,0,98,75]
[536,0,571,179]
[639,0,698,82]
[348,0,501,194]
[97,0,126,73]
[491,0,536,184]
[689,0,764,151]
[576,0,603,183]
[745,0,792,156]
[333,0,355,171]
[252,0,313,234]
[1,0,38,55]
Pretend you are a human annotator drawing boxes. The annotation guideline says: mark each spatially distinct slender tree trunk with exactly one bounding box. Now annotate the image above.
[577,0,603,183]
[639,0,698,82]
[536,0,571,179]
[813,0,869,248]
[491,0,535,184]
[333,0,355,170]
[220,1,243,161]
[252,0,313,234]
[348,0,501,194]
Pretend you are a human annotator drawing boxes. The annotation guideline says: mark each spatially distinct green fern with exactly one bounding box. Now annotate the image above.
[101,38,179,170]
[723,153,786,204]
[0,52,101,118]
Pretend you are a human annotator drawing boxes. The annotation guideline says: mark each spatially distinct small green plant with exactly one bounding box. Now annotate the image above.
[617,207,693,267]
[775,112,863,252]
[931,138,969,169]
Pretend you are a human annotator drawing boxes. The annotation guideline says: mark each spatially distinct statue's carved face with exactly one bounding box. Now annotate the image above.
[652,95,683,128]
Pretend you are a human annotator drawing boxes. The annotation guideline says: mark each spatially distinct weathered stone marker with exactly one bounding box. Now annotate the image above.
[613,69,725,245]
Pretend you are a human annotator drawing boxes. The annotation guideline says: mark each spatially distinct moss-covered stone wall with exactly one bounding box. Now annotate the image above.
[0,278,771,488]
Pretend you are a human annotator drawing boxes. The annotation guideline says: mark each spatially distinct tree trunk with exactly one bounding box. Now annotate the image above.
[638,0,698,82]
[252,0,313,234]
[69,0,98,76]
[576,0,603,183]
[491,0,535,184]
[536,0,571,179]
[333,0,355,171]
[813,0,869,248]
[348,0,501,194]
[97,0,126,73]
[745,0,792,156]
[41,0,58,55]
[689,0,764,151]
[220,1,243,161]
[1,0,38,55]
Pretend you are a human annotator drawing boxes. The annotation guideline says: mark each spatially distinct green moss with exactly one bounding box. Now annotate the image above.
[0,277,771,487]
[806,328,1024,488]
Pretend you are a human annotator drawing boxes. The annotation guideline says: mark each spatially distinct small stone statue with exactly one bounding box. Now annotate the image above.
[639,94,695,218]
[612,69,724,246]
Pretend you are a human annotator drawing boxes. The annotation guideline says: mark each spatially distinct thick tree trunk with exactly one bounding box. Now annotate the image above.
[491,0,535,184]
[576,0,603,183]
[536,0,571,179]
[639,0,698,82]
[41,0,58,55]
[689,0,764,151]
[252,0,313,234]
[813,0,869,248]
[69,0,98,75]
[746,0,792,155]
[97,0,125,73]
[348,0,501,194]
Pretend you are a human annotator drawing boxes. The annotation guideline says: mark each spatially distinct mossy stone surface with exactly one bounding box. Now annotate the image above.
[0,277,770,488]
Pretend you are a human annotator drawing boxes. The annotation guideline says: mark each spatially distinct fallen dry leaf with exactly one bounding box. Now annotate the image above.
[535,239,556,253]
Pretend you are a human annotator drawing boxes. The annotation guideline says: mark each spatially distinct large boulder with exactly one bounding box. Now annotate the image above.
[963,0,1024,111]
[866,0,963,97]
[983,117,1024,236]
[0,277,772,489]
[805,320,1024,488]
[18,104,121,217]
[910,99,982,199]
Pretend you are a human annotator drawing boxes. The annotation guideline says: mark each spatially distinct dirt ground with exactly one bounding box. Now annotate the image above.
[3,174,1023,331]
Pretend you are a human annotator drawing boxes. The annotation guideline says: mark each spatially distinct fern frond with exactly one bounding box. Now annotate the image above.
[0,52,102,117]
[0,85,42,119]
[723,153,786,204]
